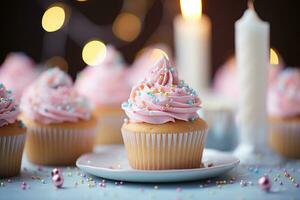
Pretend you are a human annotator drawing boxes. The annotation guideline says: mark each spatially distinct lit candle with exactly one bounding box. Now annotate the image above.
[174,0,211,93]
[235,1,270,156]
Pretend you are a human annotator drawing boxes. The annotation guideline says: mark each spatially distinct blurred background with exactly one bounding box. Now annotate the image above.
[0,0,299,79]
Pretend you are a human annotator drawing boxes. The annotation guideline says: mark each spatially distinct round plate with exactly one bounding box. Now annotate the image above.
[76,145,239,183]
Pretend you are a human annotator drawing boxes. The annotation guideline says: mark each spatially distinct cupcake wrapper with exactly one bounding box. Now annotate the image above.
[122,129,207,170]
[269,121,300,158]
[200,109,238,151]
[95,114,124,144]
[26,126,96,165]
[0,134,26,177]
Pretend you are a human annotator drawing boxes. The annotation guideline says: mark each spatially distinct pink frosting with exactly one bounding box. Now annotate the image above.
[128,44,174,86]
[75,45,131,107]
[214,56,284,100]
[122,56,201,124]
[21,68,91,124]
[268,68,300,118]
[0,83,19,127]
[0,53,39,102]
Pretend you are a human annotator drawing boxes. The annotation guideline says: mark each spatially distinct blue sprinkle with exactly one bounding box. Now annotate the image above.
[0,83,3,88]
[6,90,12,94]
[18,120,25,128]
[188,99,193,105]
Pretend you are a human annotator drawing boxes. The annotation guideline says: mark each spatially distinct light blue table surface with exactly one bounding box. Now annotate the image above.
[1,148,300,200]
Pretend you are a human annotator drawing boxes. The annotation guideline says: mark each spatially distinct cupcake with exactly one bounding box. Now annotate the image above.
[198,92,237,151]
[75,45,130,144]
[121,56,208,170]
[0,83,26,177]
[0,53,39,102]
[214,52,284,102]
[20,68,97,165]
[268,68,300,158]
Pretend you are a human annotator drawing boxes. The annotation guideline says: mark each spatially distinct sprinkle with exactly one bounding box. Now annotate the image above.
[154,185,158,190]
[176,187,181,192]
[207,163,214,167]
[7,179,11,183]
[41,179,46,184]
[18,121,25,128]
[140,188,144,192]
[124,118,129,124]
[295,183,299,188]
[240,180,247,187]
[0,182,5,187]
[187,99,193,105]
[0,83,3,88]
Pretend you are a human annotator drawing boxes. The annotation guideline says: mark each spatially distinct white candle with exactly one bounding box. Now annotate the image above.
[174,0,211,93]
[235,1,270,152]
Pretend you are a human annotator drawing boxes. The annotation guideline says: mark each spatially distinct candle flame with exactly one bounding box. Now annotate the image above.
[270,48,279,65]
[180,0,202,20]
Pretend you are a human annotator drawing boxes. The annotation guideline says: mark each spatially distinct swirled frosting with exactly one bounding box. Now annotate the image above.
[0,83,19,127]
[128,44,173,86]
[122,56,201,124]
[75,45,131,107]
[21,68,91,124]
[0,53,39,102]
[268,68,300,118]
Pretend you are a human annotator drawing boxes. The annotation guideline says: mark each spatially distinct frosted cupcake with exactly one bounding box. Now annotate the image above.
[20,68,97,165]
[214,53,284,101]
[268,68,300,158]
[75,46,130,144]
[0,53,39,102]
[121,56,208,170]
[198,92,237,151]
[0,83,26,177]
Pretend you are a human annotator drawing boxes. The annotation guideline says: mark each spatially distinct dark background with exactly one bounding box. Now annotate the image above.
[0,0,299,79]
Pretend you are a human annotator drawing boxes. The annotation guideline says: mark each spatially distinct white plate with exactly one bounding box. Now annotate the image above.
[76,145,239,183]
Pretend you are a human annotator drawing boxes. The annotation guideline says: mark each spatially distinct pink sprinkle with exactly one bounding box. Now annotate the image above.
[140,188,144,193]
[176,187,181,192]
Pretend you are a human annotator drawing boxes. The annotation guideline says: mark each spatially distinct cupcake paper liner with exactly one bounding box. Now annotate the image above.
[0,134,26,177]
[95,114,124,144]
[26,126,96,165]
[122,129,207,170]
[269,121,300,158]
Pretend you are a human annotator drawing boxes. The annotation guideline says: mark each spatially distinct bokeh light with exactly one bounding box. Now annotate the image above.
[270,48,279,65]
[42,6,66,32]
[82,40,107,66]
[112,12,142,42]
